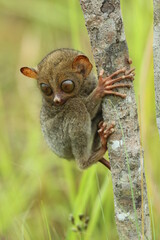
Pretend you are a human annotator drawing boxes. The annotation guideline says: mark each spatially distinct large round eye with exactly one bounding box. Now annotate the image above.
[61,80,75,93]
[40,83,53,96]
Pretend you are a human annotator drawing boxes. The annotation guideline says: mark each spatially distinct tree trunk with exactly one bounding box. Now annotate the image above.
[153,0,160,137]
[80,0,152,239]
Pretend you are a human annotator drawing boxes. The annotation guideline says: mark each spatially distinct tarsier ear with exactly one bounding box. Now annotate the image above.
[20,67,38,79]
[72,55,93,78]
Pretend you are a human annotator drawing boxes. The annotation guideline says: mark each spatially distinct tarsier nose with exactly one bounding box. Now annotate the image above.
[53,95,62,104]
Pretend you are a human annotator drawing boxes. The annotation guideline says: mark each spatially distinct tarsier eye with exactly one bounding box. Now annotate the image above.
[61,80,75,93]
[40,83,53,96]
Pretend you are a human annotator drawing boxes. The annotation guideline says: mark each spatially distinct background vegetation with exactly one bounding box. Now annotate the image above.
[0,0,159,239]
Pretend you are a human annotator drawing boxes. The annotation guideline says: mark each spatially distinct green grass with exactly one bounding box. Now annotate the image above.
[0,0,159,239]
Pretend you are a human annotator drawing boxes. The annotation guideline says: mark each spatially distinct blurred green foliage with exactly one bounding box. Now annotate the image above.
[0,0,159,239]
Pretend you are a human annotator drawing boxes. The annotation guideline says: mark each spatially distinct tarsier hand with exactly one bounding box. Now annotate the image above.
[96,67,135,99]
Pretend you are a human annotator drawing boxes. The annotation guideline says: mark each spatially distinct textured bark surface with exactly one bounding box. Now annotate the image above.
[80,0,152,239]
[153,0,160,137]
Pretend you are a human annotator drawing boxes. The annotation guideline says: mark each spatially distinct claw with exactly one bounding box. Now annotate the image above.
[98,121,103,127]
[99,69,104,76]
[98,128,103,133]
[102,122,107,128]
[127,58,132,65]
[111,121,115,126]
[125,67,135,76]
[110,128,115,133]
[104,129,108,134]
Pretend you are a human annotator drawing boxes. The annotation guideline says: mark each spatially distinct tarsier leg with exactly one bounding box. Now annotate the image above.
[73,122,115,170]
[82,122,115,169]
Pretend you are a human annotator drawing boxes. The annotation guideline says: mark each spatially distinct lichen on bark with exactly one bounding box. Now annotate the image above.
[153,0,160,137]
[80,0,152,239]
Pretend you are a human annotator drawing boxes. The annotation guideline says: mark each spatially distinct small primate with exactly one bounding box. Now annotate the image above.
[20,49,134,170]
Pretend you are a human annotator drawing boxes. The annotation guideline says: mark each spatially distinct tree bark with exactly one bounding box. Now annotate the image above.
[153,0,160,137]
[80,0,152,239]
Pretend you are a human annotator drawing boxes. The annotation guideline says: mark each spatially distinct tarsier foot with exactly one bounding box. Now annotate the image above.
[97,121,115,170]
[98,121,115,149]
[98,67,135,98]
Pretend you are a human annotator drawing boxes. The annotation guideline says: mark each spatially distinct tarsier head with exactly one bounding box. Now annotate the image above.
[20,49,93,106]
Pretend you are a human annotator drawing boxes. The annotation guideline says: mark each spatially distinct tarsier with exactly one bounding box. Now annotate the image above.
[20,49,134,170]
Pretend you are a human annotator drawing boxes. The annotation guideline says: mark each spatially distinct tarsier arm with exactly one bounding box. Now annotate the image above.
[69,119,115,170]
